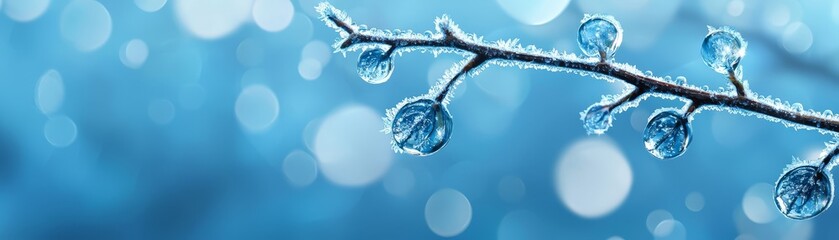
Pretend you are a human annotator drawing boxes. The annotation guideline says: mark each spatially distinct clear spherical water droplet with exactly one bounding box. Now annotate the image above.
[577,14,623,59]
[701,26,746,74]
[391,99,452,156]
[582,104,612,135]
[357,48,394,84]
[774,165,833,220]
[643,110,692,159]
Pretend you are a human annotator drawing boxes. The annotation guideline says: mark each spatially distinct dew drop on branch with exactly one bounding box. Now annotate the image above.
[390,98,453,156]
[701,26,746,75]
[582,104,613,135]
[643,110,692,159]
[577,14,622,59]
[357,48,394,84]
[774,165,833,220]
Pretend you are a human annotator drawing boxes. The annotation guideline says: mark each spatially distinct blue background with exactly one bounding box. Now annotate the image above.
[1,0,838,239]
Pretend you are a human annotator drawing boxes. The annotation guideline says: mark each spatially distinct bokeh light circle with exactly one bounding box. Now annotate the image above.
[555,138,632,218]
[425,188,472,237]
[496,0,569,25]
[298,58,322,80]
[283,150,318,187]
[685,192,705,212]
[134,0,167,12]
[120,39,149,69]
[3,0,49,22]
[742,183,777,224]
[60,0,113,52]
[174,0,253,39]
[235,84,280,132]
[35,69,64,115]
[252,0,294,32]
[44,115,78,147]
[147,99,176,125]
[313,105,393,187]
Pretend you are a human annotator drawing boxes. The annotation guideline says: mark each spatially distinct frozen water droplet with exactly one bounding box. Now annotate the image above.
[582,104,612,135]
[791,103,804,112]
[664,75,672,82]
[774,165,833,220]
[701,26,746,74]
[357,48,394,84]
[577,14,622,59]
[645,70,653,76]
[675,76,687,85]
[391,99,452,156]
[823,110,834,118]
[643,110,692,159]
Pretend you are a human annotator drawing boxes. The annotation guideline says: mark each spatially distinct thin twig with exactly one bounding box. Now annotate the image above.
[435,56,487,102]
[319,3,839,134]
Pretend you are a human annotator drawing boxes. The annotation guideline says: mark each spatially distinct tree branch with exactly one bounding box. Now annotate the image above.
[317,2,839,135]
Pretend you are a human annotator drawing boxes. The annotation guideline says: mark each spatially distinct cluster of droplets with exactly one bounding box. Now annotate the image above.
[577,14,693,160]
[326,1,839,221]
[582,24,753,161]
[578,15,623,135]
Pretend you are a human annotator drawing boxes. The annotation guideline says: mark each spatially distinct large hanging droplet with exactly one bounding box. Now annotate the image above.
[774,165,833,220]
[357,48,394,84]
[701,26,746,74]
[577,14,623,59]
[643,110,692,159]
[391,99,453,156]
[582,104,612,135]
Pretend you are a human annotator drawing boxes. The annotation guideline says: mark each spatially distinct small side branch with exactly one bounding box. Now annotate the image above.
[435,56,487,102]
[728,69,747,97]
[607,87,646,110]
[327,14,355,34]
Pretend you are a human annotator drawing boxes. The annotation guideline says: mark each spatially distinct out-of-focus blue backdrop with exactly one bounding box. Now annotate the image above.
[0,0,837,239]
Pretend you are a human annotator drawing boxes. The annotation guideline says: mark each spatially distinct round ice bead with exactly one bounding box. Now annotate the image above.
[774,165,833,220]
[577,14,623,59]
[357,48,394,84]
[582,104,612,135]
[701,26,746,74]
[391,99,453,156]
[643,110,692,159]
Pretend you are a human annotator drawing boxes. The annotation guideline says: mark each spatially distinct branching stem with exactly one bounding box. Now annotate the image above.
[435,56,487,102]
[819,146,839,172]
[322,8,839,134]
[728,68,747,97]
[606,87,645,111]
[684,101,701,118]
